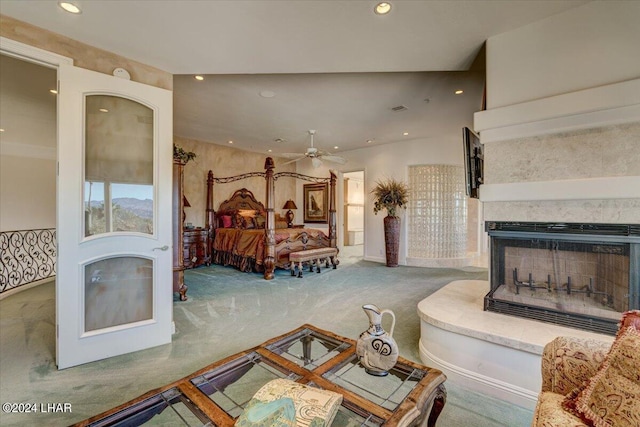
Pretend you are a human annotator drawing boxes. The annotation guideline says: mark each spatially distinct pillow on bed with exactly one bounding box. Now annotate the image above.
[234,212,244,228]
[243,217,256,229]
[255,214,266,229]
[274,213,288,229]
[220,215,233,228]
[238,209,257,218]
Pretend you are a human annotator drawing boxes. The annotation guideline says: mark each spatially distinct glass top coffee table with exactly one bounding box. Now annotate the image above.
[75,324,446,427]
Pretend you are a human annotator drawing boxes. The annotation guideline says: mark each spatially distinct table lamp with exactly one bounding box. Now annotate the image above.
[282,200,298,228]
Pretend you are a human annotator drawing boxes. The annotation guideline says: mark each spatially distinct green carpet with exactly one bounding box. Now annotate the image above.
[0,247,533,426]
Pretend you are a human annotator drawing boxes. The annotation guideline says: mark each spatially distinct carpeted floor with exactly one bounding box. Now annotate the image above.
[0,246,533,426]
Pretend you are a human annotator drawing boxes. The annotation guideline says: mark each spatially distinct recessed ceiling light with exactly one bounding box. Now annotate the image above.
[59,2,81,14]
[334,146,339,150]
[50,89,58,94]
[0,128,5,132]
[403,132,409,136]
[194,75,204,81]
[99,108,109,113]
[228,140,233,144]
[259,90,276,98]
[367,139,373,144]
[374,2,392,15]
[267,149,272,153]
[455,90,464,95]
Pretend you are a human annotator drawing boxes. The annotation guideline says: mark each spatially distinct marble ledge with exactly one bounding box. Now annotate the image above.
[417,280,613,356]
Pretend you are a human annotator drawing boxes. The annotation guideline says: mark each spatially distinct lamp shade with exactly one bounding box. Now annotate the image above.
[283,200,297,210]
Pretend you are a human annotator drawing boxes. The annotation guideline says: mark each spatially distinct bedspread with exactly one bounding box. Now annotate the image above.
[213,228,329,273]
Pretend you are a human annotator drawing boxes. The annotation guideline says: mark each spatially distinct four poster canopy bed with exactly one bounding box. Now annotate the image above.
[205,157,338,280]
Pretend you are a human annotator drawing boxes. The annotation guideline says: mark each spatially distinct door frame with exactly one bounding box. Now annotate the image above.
[0,37,175,369]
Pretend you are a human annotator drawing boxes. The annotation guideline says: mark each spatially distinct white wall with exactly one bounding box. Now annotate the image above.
[486,1,640,109]
[297,136,464,264]
[0,54,57,232]
[0,154,56,231]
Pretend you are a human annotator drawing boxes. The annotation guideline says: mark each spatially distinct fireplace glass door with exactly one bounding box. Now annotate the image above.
[485,222,639,335]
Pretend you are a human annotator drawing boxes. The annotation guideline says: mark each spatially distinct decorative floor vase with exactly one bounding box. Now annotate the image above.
[356,304,399,376]
[383,216,400,267]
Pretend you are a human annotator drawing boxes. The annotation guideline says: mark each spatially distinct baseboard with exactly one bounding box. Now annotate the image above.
[363,255,387,264]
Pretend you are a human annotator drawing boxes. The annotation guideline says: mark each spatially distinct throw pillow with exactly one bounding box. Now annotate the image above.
[617,310,640,338]
[235,397,296,427]
[221,215,233,228]
[255,214,266,229]
[234,213,244,229]
[243,217,256,229]
[573,326,640,427]
[238,209,257,218]
[248,379,342,427]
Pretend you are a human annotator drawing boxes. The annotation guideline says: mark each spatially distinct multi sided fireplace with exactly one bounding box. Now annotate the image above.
[485,222,640,335]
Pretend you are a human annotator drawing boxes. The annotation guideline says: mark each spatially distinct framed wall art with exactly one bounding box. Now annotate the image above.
[303,183,328,223]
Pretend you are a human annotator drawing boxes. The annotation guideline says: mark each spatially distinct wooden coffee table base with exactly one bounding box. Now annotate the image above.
[75,324,447,427]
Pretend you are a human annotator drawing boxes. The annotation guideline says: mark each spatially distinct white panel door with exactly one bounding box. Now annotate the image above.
[57,64,173,369]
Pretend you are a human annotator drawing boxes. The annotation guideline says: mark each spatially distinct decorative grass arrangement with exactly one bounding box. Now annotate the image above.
[371,177,409,217]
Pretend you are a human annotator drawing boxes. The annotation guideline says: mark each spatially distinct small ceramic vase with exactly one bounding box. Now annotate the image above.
[356,304,399,376]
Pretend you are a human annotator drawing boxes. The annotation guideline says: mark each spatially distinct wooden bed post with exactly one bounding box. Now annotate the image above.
[329,170,338,249]
[206,171,215,265]
[263,157,276,280]
[173,159,187,301]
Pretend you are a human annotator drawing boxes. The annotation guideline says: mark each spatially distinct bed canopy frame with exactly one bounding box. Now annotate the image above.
[205,157,337,279]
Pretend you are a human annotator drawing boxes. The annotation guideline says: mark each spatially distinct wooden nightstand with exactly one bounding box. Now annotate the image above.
[183,228,210,268]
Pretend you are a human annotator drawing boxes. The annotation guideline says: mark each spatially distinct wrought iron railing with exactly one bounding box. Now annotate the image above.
[0,228,56,293]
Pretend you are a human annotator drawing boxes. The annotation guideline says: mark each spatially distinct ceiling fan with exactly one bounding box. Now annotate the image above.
[281,130,347,168]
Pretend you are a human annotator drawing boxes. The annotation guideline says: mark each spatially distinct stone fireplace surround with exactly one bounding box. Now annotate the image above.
[418,79,639,410]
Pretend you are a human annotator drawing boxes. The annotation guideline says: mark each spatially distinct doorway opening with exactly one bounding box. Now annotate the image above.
[0,53,57,295]
[343,171,364,259]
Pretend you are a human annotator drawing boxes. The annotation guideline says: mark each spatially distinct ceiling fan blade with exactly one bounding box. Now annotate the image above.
[319,155,347,165]
[311,157,323,168]
[282,156,306,165]
[280,152,306,159]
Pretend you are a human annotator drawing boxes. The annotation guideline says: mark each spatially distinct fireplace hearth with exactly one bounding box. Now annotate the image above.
[485,222,640,335]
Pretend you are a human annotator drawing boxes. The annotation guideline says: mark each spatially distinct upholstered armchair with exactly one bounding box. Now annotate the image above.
[531,336,610,426]
[531,311,640,427]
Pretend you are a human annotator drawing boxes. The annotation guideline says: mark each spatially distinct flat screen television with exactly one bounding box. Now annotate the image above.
[462,127,483,199]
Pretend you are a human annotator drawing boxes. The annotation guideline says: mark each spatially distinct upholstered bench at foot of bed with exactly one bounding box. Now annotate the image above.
[289,248,338,278]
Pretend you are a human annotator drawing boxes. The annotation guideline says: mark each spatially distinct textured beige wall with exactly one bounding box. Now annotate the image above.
[484,122,640,185]
[483,122,640,223]
[174,137,297,228]
[0,14,172,90]
[484,199,640,224]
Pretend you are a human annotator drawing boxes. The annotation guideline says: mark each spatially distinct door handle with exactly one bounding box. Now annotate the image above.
[153,245,169,251]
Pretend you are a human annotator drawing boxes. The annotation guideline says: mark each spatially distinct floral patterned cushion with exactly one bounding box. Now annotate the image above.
[534,311,640,427]
[572,326,640,427]
[244,379,342,427]
[616,310,640,338]
[532,392,589,427]
[235,397,296,427]
[541,337,609,396]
